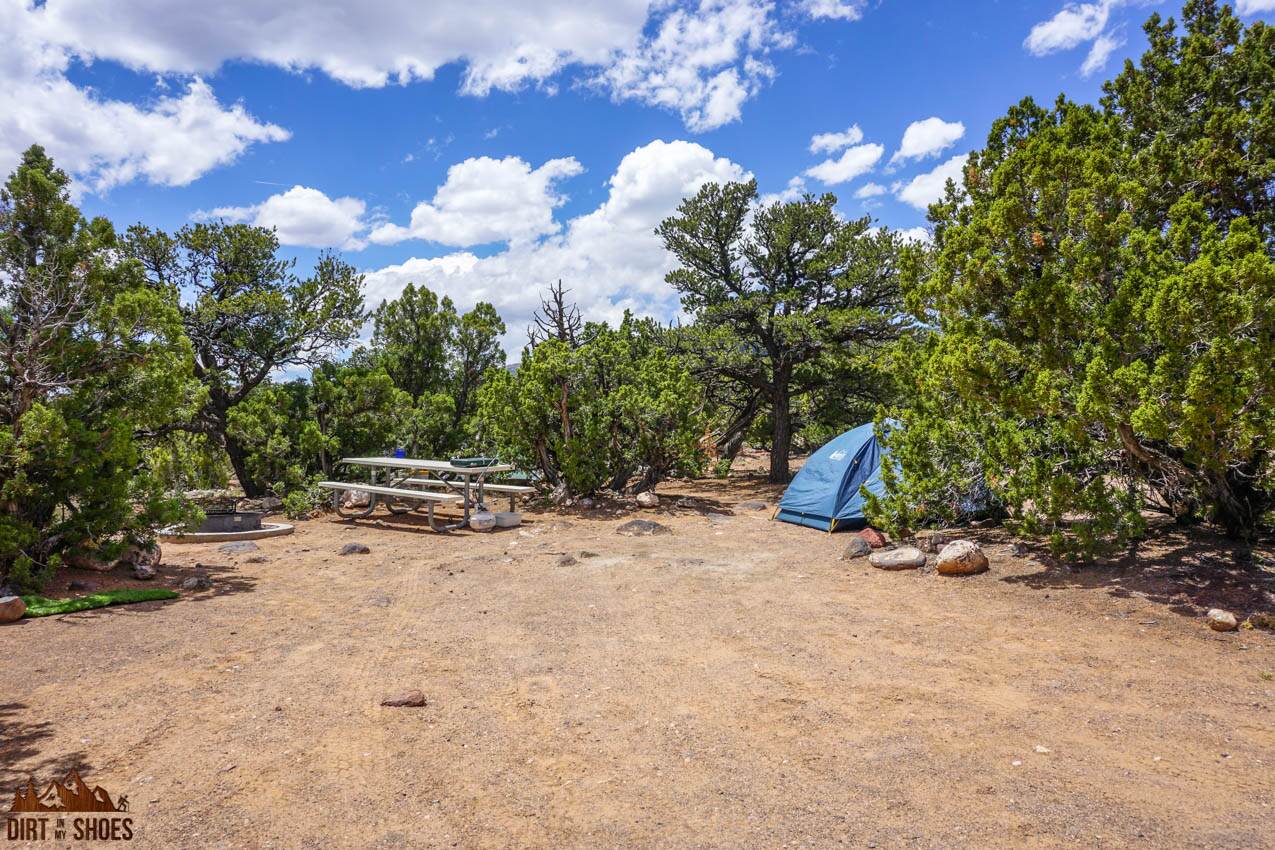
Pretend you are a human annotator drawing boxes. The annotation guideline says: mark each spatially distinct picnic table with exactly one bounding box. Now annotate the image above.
[318,457,530,531]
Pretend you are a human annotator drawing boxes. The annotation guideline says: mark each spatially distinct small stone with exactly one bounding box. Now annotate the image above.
[1010,542,1028,557]
[132,562,157,581]
[579,551,600,559]
[868,546,927,570]
[911,530,952,554]
[66,580,90,592]
[675,497,695,508]
[1034,745,1051,754]
[857,528,888,549]
[1207,608,1238,631]
[737,500,767,511]
[339,542,371,556]
[341,489,371,508]
[616,519,670,537]
[245,555,269,564]
[578,497,595,509]
[555,554,578,567]
[367,592,393,608]
[0,596,27,623]
[636,491,659,508]
[381,690,427,707]
[1011,760,1023,767]
[840,537,873,560]
[706,512,731,524]
[218,541,260,555]
[936,540,990,576]
[181,576,213,591]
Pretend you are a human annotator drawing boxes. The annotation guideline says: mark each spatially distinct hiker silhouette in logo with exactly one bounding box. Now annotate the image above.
[115,795,129,812]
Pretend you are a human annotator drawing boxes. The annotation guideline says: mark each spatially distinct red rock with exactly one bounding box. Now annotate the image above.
[857,527,888,548]
[381,690,427,707]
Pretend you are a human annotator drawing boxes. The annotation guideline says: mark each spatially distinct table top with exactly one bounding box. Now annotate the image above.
[340,457,514,474]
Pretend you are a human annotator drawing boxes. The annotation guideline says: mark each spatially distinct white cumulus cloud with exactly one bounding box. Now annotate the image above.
[1237,0,1275,12]
[895,153,968,210]
[1024,1,1114,55]
[591,0,793,132]
[363,139,748,352]
[854,182,886,199]
[798,0,866,21]
[890,117,965,165]
[809,124,865,154]
[370,155,583,248]
[804,143,884,185]
[200,186,369,250]
[0,0,288,193]
[1080,31,1124,76]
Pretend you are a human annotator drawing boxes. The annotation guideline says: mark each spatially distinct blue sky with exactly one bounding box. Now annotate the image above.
[4,0,1272,350]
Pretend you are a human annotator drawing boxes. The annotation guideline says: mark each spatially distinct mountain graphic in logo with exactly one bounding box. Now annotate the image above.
[9,769,127,813]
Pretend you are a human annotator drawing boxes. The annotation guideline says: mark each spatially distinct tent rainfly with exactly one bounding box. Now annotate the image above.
[775,421,891,532]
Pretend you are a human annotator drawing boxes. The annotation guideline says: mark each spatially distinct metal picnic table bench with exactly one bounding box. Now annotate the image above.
[318,457,533,531]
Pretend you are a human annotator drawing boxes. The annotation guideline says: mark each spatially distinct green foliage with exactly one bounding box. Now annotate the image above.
[659,180,909,482]
[372,282,456,400]
[872,1,1274,554]
[21,589,179,617]
[478,314,705,495]
[0,146,196,591]
[123,222,366,496]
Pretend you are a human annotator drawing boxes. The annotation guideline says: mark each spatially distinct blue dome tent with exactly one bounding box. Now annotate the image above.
[775,421,892,532]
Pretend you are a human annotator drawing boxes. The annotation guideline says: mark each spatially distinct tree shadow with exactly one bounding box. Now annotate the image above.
[1001,525,1275,620]
[0,702,91,789]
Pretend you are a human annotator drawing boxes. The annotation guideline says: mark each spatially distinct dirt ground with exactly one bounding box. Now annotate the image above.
[3,471,1274,849]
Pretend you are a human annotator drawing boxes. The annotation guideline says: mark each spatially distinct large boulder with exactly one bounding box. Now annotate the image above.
[118,540,161,569]
[636,491,660,508]
[869,546,926,571]
[935,540,990,576]
[0,596,26,623]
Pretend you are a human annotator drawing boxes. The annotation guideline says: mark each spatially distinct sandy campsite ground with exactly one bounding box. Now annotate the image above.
[2,470,1274,849]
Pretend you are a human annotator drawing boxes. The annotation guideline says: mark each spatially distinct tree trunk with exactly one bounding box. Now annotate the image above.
[768,384,792,484]
[714,391,762,465]
[223,433,262,498]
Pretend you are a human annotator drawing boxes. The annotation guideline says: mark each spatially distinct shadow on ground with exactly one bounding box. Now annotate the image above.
[1002,525,1275,620]
[0,702,91,788]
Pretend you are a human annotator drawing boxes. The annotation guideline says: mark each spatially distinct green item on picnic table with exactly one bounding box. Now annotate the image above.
[449,457,498,468]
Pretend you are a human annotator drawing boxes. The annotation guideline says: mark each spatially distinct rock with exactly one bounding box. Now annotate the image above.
[911,530,952,554]
[578,497,595,509]
[616,519,671,537]
[237,496,283,514]
[367,592,393,608]
[245,555,269,564]
[0,596,26,623]
[737,500,768,511]
[840,537,873,560]
[218,541,260,555]
[64,550,115,572]
[1010,541,1028,557]
[181,576,212,591]
[1034,745,1051,754]
[555,554,578,567]
[66,580,90,592]
[117,540,162,569]
[636,491,660,508]
[1206,608,1238,631]
[380,690,427,707]
[857,527,888,549]
[675,497,695,508]
[341,489,371,508]
[579,551,600,559]
[132,562,157,581]
[550,483,570,505]
[936,540,990,576]
[1248,612,1275,631]
[339,542,371,556]
[183,489,240,513]
[869,546,927,570]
